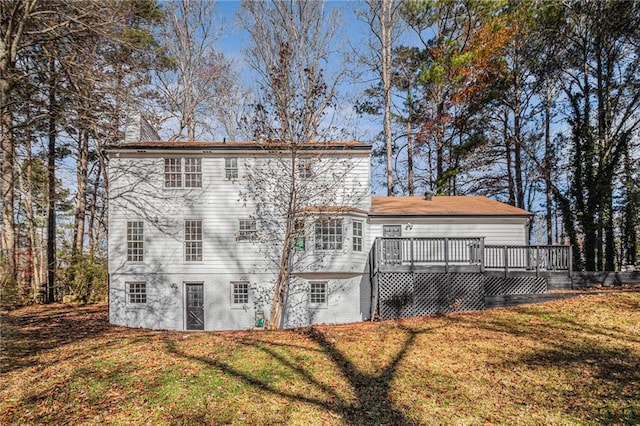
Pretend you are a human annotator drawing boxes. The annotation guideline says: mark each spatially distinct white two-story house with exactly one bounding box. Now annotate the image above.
[107,139,533,331]
[107,140,376,330]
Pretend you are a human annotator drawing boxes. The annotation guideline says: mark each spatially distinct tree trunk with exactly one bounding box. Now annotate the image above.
[381,0,394,196]
[87,166,101,259]
[622,147,638,266]
[604,200,615,271]
[17,127,44,300]
[46,58,58,304]
[73,128,89,257]
[0,0,36,293]
[578,50,597,271]
[269,153,298,329]
[1,85,16,288]
[544,79,553,245]
[504,109,515,206]
[513,81,524,209]
[406,117,415,196]
[435,97,445,194]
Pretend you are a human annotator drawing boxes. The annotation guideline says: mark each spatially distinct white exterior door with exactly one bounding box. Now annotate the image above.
[382,225,402,265]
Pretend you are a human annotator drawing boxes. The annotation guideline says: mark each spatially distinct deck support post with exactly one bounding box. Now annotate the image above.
[409,238,414,272]
[479,238,485,272]
[444,238,449,273]
[568,245,573,278]
[503,245,509,277]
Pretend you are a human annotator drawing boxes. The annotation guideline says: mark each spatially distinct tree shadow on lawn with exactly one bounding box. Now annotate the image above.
[498,337,640,424]
[2,362,143,425]
[163,323,437,425]
[1,303,126,373]
[444,306,640,424]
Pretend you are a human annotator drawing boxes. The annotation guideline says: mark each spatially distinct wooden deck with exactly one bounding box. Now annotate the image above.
[369,238,577,320]
[371,237,572,276]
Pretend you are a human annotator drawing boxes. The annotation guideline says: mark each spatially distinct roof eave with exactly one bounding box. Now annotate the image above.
[104,142,372,153]
[368,213,533,218]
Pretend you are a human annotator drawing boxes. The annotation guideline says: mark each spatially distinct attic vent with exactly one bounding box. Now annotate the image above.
[424,190,434,201]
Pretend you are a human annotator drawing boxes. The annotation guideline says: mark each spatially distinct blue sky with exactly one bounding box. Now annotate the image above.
[208,0,385,174]
[214,1,370,56]
[167,0,418,195]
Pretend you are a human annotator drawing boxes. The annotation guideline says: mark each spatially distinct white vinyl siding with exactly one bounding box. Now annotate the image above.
[369,218,529,246]
[109,153,371,275]
[108,150,372,330]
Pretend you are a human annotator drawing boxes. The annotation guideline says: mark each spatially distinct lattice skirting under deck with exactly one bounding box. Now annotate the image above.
[378,272,546,320]
[484,275,547,296]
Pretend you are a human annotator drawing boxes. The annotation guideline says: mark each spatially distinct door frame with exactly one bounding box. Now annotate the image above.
[184,282,204,330]
[382,225,403,265]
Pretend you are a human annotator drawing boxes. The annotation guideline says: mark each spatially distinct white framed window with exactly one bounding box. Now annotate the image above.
[238,219,257,241]
[297,159,312,179]
[315,218,343,251]
[164,158,182,188]
[225,157,238,179]
[126,282,147,305]
[352,220,363,252]
[184,219,203,262]
[184,158,202,187]
[165,158,201,188]
[126,221,144,262]
[294,220,305,252]
[309,281,327,306]
[231,281,249,307]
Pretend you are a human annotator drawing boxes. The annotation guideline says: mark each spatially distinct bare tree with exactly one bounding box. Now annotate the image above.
[1,0,163,303]
[156,0,239,140]
[1,0,38,294]
[361,0,405,195]
[239,0,354,328]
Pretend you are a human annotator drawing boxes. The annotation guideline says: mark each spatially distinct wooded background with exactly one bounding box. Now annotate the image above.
[1,0,638,305]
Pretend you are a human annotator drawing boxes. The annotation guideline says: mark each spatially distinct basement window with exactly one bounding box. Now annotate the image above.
[126,282,147,305]
[231,281,249,307]
[309,281,327,307]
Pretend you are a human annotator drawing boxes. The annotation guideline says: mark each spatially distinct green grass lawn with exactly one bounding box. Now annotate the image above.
[2,291,640,425]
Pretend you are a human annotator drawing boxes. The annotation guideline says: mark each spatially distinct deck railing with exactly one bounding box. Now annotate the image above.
[483,244,572,271]
[373,237,571,273]
[376,237,484,269]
